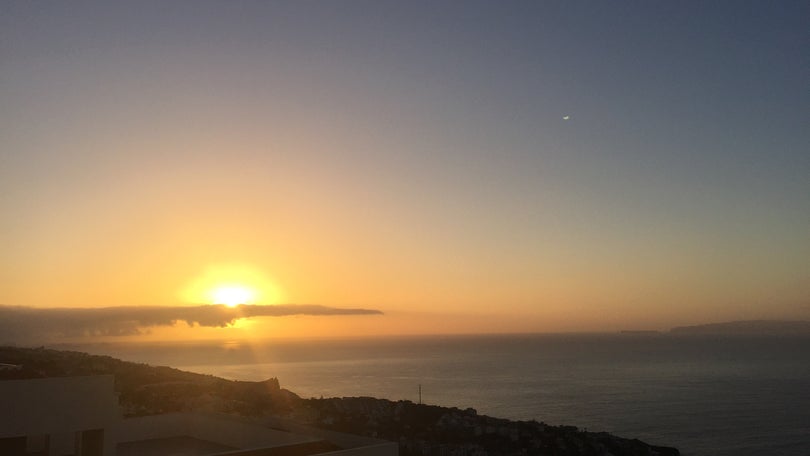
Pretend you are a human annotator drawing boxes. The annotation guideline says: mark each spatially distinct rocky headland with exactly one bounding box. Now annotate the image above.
[670,320,810,336]
[0,346,679,455]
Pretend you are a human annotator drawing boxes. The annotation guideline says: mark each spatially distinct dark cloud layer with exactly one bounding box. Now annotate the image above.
[0,304,382,342]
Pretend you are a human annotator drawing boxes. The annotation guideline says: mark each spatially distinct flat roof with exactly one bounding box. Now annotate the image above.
[116,436,342,456]
[117,436,236,456]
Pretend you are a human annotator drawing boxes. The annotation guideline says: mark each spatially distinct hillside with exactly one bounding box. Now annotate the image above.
[0,346,679,456]
[0,346,299,416]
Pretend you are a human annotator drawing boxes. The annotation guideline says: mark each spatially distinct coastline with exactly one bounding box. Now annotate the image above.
[0,345,679,455]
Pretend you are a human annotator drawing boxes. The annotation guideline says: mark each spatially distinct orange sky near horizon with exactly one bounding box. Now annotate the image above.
[1,125,807,337]
[1,2,808,340]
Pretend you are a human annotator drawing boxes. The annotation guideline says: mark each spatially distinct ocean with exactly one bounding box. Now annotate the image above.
[63,333,810,456]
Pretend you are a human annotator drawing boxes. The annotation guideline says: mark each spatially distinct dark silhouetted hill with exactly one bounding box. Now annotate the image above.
[0,346,299,416]
[670,320,810,335]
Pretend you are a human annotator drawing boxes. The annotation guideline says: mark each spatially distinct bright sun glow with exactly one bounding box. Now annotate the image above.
[181,263,284,307]
[211,285,255,307]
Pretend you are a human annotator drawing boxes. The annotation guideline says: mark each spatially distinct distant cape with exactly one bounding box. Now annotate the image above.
[670,320,810,335]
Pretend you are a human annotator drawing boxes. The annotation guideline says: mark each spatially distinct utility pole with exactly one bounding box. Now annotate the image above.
[418,384,422,405]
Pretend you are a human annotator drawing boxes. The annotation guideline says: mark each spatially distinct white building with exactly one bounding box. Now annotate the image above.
[0,375,119,455]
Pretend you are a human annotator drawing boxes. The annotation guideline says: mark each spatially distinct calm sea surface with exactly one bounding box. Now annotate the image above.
[63,334,810,456]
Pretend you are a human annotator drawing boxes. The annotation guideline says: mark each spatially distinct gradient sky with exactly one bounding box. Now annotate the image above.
[1,1,808,338]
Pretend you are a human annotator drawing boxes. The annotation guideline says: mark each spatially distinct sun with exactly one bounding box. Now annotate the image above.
[181,263,284,306]
[211,285,255,307]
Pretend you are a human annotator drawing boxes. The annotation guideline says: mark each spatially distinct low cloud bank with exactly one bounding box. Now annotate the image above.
[0,304,383,342]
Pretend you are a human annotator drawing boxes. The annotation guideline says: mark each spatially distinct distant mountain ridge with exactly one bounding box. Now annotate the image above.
[670,320,810,335]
